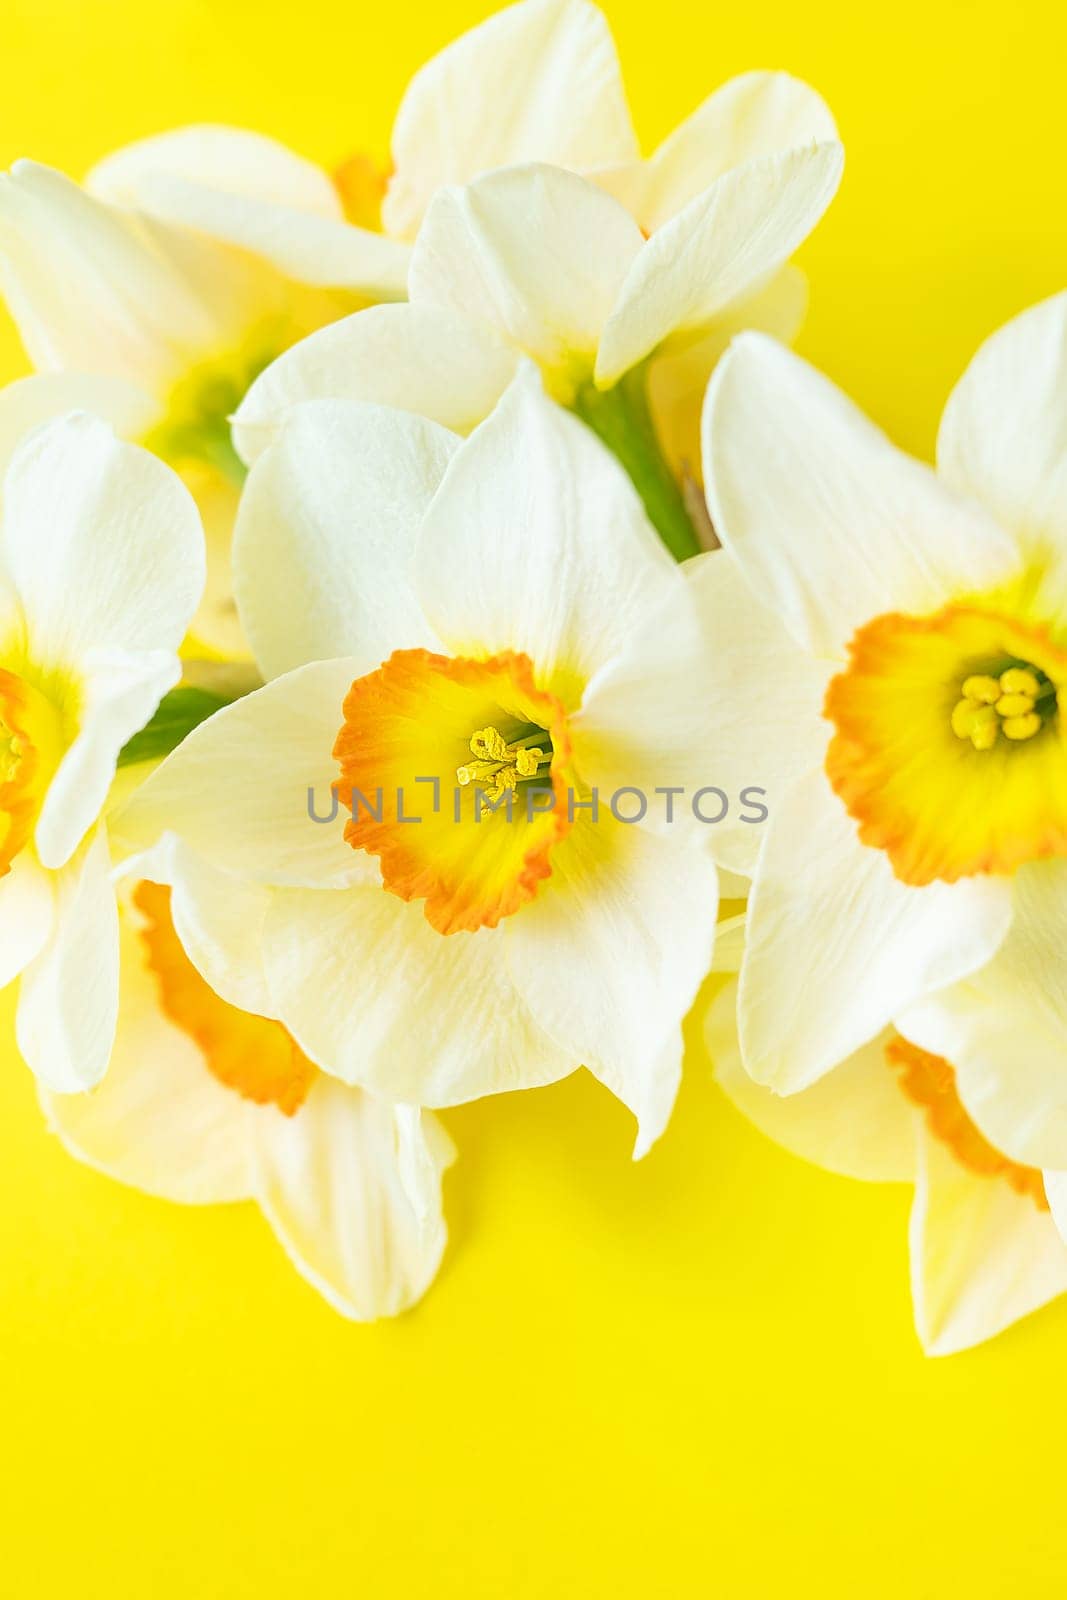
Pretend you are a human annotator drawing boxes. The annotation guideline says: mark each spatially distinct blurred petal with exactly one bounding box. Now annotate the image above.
[39,905,257,1203]
[16,827,118,1090]
[384,0,636,239]
[709,978,916,1181]
[0,371,159,474]
[596,143,842,385]
[254,1081,454,1319]
[910,1126,1067,1356]
[628,72,837,233]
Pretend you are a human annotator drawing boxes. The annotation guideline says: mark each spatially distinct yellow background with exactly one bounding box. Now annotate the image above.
[3,1,1067,1593]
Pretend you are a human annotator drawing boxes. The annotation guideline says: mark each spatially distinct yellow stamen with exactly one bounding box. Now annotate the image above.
[1000,667,1041,697]
[1003,712,1043,741]
[995,692,1035,717]
[961,674,1001,704]
[456,724,551,798]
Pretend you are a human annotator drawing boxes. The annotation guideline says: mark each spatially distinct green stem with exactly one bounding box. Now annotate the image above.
[118,686,234,769]
[572,366,702,563]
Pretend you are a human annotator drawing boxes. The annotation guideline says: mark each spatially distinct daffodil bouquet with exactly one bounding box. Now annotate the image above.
[1,0,1065,1356]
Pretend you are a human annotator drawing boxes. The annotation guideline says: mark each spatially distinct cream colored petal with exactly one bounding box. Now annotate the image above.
[253,1081,454,1320]
[0,852,53,987]
[910,1125,1067,1356]
[111,659,372,889]
[0,161,269,392]
[898,862,1067,1172]
[234,399,454,678]
[631,72,838,234]
[234,304,518,466]
[504,817,719,1157]
[572,549,831,872]
[702,334,1021,658]
[0,371,160,475]
[416,368,675,708]
[1045,1172,1067,1244]
[16,827,118,1091]
[408,165,643,389]
[740,770,1015,1092]
[383,0,636,240]
[647,265,807,480]
[260,884,574,1104]
[937,290,1067,557]
[36,648,180,870]
[38,904,257,1203]
[596,143,843,386]
[2,411,204,665]
[709,977,916,1182]
[88,125,343,215]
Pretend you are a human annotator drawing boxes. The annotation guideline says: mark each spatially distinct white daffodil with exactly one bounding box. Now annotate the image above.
[113,373,739,1154]
[698,295,1067,1162]
[233,6,841,561]
[0,410,203,1090]
[706,977,1067,1356]
[40,848,453,1321]
[0,145,407,652]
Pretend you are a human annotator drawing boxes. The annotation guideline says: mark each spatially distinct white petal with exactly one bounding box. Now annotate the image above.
[898,862,1067,1171]
[572,549,831,871]
[910,1126,1067,1356]
[383,0,636,240]
[111,659,372,888]
[596,144,842,386]
[260,885,574,1104]
[35,647,180,869]
[16,827,118,1091]
[126,833,276,1017]
[1045,1171,1067,1244]
[2,411,204,665]
[38,903,257,1203]
[88,125,343,214]
[938,291,1067,554]
[709,977,916,1181]
[504,817,719,1156]
[647,265,808,479]
[702,334,1020,657]
[234,398,455,678]
[0,161,267,392]
[408,165,643,387]
[0,371,159,474]
[253,1080,453,1319]
[628,72,838,234]
[234,304,518,466]
[0,852,53,986]
[740,771,1014,1091]
[416,369,675,707]
[99,162,412,302]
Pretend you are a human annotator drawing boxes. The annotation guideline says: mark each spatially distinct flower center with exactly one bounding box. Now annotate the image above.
[0,667,63,877]
[887,1033,1047,1209]
[950,664,1056,750]
[334,648,573,935]
[135,881,317,1116]
[825,601,1067,884]
[144,325,288,484]
[456,724,553,802]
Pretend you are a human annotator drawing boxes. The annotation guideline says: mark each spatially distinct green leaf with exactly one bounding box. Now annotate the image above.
[118,686,231,769]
